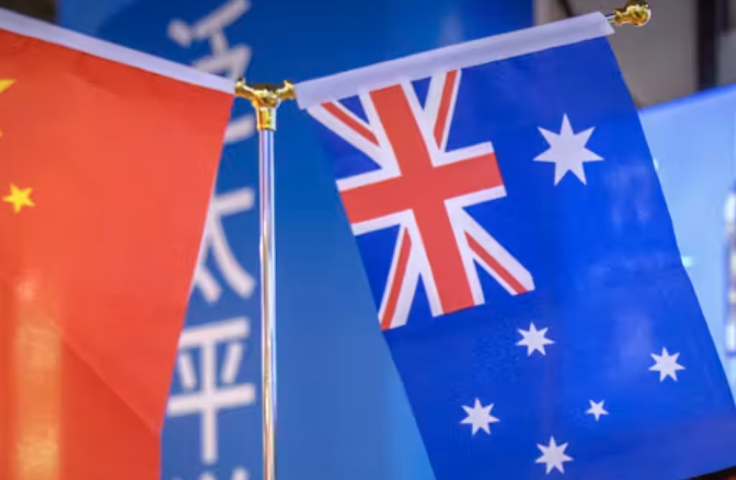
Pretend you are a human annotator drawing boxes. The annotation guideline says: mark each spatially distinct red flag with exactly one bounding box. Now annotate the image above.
[0,9,234,480]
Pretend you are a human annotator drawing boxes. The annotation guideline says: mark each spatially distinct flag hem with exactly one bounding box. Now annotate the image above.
[0,7,234,94]
[295,12,614,109]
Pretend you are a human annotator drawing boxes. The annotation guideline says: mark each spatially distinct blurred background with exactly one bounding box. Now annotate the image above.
[5,0,736,479]
[11,0,736,105]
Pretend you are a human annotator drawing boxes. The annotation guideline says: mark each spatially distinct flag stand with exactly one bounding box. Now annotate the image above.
[234,79,295,480]
[235,2,649,480]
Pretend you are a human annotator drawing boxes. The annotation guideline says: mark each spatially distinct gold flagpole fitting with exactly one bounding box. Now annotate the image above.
[235,79,295,480]
[236,80,296,131]
[607,0,651,27]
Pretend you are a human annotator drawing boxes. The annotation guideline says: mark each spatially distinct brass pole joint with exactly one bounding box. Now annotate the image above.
[608,0,651,27]
[235,80,296,131]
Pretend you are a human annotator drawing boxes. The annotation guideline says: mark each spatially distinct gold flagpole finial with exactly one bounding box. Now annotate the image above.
[607,0,651,27]
[235,80,296,131]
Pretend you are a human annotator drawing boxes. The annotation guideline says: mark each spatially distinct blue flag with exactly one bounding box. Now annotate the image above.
[296,13,736,480]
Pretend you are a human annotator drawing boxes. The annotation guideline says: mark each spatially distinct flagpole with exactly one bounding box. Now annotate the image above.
[234,3,648,480]
[235,79,295,480]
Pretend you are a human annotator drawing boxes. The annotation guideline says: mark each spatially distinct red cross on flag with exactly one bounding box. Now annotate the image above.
[308,70,534,330]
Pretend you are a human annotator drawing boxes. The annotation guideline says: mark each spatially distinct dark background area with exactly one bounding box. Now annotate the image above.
[0,0,55,21]
[694,466,736,479]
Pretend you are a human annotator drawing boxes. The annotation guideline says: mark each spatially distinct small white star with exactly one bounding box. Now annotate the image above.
[649,347,685,382]
[535,114,603,185]
[536,437,573,474]
[460,398,500,435]
[586,400,608,421]
[517,322,554,356]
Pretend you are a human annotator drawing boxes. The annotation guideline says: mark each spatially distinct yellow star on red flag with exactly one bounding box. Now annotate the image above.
[0,81,30,213]
[4,184,34,213]
[0,79,11,92]
[0,79,13,137]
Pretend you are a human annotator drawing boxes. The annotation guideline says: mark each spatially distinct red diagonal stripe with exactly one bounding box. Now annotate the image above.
[323,102,379,146]
[466,233,527,294]
[381,230,412,330]
[433,70,459,147]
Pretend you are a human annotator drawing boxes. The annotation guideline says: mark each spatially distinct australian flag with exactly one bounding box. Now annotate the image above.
[296,13,736,480]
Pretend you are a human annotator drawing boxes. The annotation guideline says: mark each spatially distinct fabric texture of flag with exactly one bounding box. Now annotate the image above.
[0,8,234,480]
[297,13,736,480]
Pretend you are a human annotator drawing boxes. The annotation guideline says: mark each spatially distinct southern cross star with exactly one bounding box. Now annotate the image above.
[517,322,554,356]
[586,400,609,421]
[650,347,685,382]
[536,437,573,474]
[460,398,500,435]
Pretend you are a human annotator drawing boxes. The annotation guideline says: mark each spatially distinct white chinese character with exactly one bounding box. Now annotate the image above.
[168,319,256,465]
[168,0,255,144]
[194,188,256,304]
[168,0,251,80]
[223,116,256,146]
[173,467,249,480]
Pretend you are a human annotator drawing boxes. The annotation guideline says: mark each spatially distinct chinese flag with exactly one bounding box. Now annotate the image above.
[0,10,234,480]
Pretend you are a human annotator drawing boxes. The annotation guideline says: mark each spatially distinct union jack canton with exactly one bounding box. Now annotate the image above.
[308,70,534,330]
